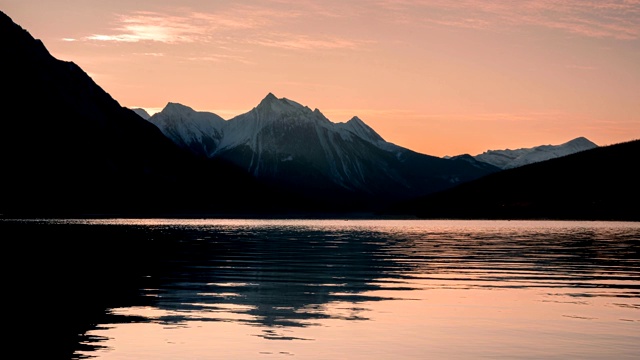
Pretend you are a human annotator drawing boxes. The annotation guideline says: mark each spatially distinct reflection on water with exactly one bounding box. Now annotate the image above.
[5,219,640,359]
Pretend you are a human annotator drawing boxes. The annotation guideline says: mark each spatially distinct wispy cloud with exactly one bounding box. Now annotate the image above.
[374,0,640,40]
[186,54,255,65]
[81,5,363,51]
[75,0,638,62]
[85,11,219,43]
[249,33,364,50]
[83,0,380,52]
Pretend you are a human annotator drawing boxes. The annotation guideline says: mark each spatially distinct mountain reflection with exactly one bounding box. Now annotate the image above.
[139,225,416,336]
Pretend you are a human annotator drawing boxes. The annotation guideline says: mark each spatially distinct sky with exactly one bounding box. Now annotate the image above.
[2,0,639,157]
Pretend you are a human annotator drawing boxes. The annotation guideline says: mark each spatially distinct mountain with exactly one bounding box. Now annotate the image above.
[388,139,640,221]
[465,137,598,169]
[131,107,151,120]
[148,102,226,158]
[148,93,501,209]
[0,10,290,217]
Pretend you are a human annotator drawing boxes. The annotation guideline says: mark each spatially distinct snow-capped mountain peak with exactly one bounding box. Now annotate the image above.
[348,115,364,124]
[473,137,598,169]
[162,102,196,115]
[255,92,308,115]
[147,102,226,157]
[563,136,595,150]
[154,102,226,128]
[340,116,386,144]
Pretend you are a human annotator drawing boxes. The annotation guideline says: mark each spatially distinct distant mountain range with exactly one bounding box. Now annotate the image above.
[454,137,598,169]
[138,102,598,178]
[142,95,499,208]
[2,9,637,220]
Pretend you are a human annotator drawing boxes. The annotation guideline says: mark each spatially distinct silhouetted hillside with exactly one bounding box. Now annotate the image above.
[387,139,640,221]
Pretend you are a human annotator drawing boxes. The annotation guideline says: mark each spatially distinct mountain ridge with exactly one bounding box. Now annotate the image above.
[146,94,500,208]
[145,97,598,172]
[466,136,598,169]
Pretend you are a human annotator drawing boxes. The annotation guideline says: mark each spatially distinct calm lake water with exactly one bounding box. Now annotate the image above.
[7,219,640,359]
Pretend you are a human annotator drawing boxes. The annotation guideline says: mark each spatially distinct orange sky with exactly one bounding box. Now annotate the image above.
[2,0,639,157]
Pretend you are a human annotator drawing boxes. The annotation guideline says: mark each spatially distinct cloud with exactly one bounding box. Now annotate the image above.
[186,54,255,65]
[81,5,368,52]
[80,3,317,45]
[374,0,640,40]
[85,11,214,43]
[248,33,363,50]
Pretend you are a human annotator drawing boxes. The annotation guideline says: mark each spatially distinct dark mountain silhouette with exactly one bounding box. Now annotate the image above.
[0,10,298,217]
[386,139,640,221]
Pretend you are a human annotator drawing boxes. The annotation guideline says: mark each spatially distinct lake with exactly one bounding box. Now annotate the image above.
[4,219,639,359]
